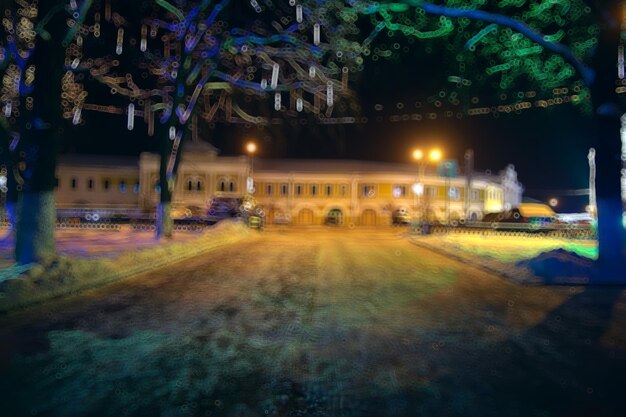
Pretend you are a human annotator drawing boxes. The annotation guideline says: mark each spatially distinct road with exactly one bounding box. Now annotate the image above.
[1,228,625,417]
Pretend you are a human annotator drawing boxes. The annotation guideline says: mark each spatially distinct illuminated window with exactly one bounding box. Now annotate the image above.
[310,184,317,196]
[119,180,127,193]
[87,178,94,191]
[325,184,333,196]
[362,184,375,197]
[393,185,407,198]
[154,180,160,193]
[427,187,436,197]
[281,183,288,196]
[295,184,303,196]
[471,189,479,202]
[449,187,459,200]
[70,178,77,190]
[133,181,140,193]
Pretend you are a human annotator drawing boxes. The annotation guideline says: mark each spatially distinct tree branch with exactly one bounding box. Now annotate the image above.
[413,1,595,86]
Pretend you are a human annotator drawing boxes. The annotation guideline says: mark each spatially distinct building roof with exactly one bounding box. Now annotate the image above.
[254,158,441,175]
[58,154,139,168]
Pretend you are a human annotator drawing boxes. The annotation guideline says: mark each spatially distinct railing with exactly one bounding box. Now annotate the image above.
[410,221,596,240]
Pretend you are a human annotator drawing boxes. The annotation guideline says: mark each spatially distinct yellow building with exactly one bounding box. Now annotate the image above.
[54,140,523,225]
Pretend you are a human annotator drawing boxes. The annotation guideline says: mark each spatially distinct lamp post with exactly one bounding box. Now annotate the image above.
[588,148,597,219]
[412,148,442,224]
[245,141,257,195]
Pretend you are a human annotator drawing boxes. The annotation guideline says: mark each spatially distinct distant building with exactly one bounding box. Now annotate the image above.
[53,140,524,226]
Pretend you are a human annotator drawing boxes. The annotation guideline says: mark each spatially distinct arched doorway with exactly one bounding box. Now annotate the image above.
[326,208,344,225]
[361,209,377,226]
[296,208,314,225]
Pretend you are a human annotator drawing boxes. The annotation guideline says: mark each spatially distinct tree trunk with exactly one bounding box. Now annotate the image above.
[155,120,187,239]
[155,200,173,240]
[588,0,626,280]
[156,140,174,239]
[13,1,66,264]
[15,191,56,264]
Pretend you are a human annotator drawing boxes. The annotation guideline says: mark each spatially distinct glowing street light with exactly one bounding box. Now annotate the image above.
[412,147,443,226]
[429,149,442,162]
[549,198,558,208]
[246,141,257,155]
[245,141,257,194]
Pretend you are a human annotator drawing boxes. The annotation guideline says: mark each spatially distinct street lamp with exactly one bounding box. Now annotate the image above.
[429,149,442,163]
[245,141,257,194]
[412,147,442,224]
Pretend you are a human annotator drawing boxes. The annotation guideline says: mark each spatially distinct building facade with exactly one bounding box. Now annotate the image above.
[53,140,524,226]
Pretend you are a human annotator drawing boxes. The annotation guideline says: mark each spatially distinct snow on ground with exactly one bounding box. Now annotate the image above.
[0,225,206,267]
[409,232,598,284]
[0,221,257,312]
[1,228,624,417]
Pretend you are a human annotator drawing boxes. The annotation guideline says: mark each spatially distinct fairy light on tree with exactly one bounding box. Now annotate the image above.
[75,0,359,239]
[0,0,95,264]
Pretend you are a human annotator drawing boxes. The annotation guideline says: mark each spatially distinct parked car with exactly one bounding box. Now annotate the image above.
[273,212,291,225]
[481,212,506,223]
[206,197,242,223]
[247,214,264,230]
[392,209,411,226]
[325,215,339,225]
[484,203,557,230]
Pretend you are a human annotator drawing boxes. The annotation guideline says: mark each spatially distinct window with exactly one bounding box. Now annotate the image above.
[266,184,273,195]
[133,181,140,193]
[219,179,226,192]
[281,183,288,196]
[427,187,437,197]
[310,184,317,196]
[362,184,375,197]
[325,184,333,196]
[103,179,110,191]
[228,180,235,192]
[185,178,202,192]
[393,185,407,198]
[70,178,77,190]
[119,180,127,193]
[87,178,94,190]
[54,177,59,188]
[295,184,303,196]
[448,187,459,200]
[471,189,479,202]
[339,184,348,197]
[154,181,161,193]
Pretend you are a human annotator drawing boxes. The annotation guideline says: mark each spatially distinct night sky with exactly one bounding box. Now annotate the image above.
[64,75,597,214]
[57,0,602,213]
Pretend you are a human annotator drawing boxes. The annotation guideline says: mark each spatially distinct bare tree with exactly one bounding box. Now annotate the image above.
[77,0,358,238]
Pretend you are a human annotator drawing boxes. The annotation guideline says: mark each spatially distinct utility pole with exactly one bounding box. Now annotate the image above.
[464,149,474,221]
